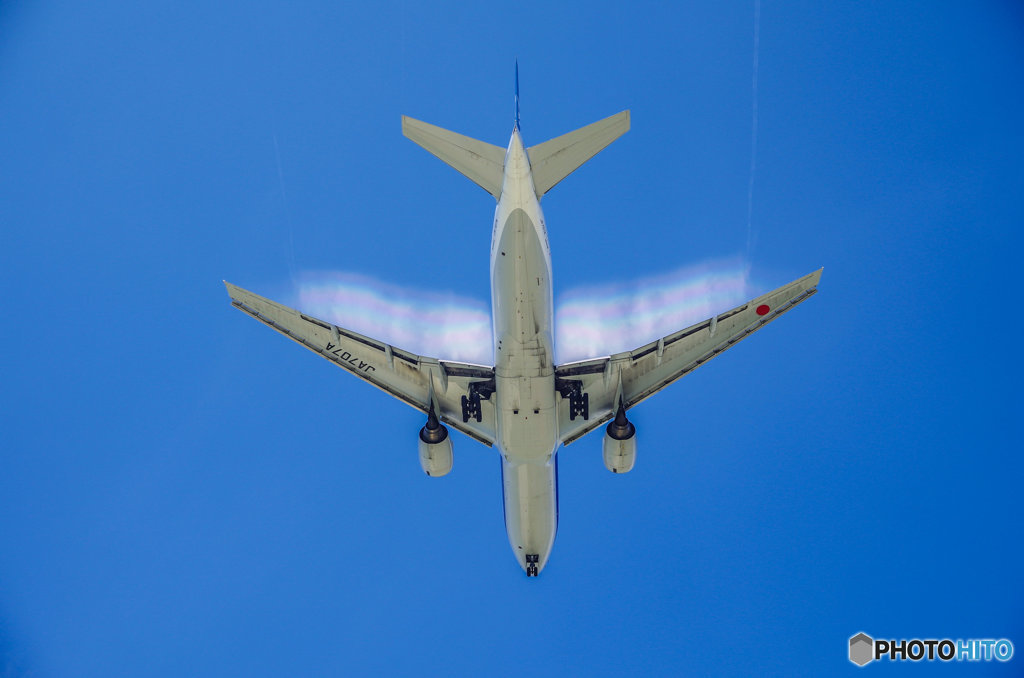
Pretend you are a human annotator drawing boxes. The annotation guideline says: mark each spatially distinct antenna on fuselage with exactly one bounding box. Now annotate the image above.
[514,59,520,131]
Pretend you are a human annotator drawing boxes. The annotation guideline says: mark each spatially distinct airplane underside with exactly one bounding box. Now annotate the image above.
[224,88,821,577]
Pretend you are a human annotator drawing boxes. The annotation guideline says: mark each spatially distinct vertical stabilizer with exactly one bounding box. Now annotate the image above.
[514,60,521,131]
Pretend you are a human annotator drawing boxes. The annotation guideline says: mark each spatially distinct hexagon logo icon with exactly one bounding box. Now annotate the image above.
[849,632,874,666]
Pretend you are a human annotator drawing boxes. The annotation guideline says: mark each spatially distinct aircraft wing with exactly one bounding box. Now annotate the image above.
[225,282,497,446]
[555,269,822,445]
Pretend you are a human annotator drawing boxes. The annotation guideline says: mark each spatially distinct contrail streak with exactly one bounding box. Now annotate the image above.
[746,0,761,259]
[273,132,297,284]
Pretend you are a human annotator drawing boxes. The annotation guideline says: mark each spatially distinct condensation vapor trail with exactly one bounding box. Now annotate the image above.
[746,0,761,259]
[294,271,493,364]
[273,132,297,285]
[292,258,753,367]
[555,257,753,363]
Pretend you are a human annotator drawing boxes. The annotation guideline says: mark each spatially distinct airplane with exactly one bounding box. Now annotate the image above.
[225,75,821,577]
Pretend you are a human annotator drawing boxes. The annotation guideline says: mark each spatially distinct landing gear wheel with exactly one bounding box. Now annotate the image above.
[461,393,482,422]
[568,390,589,421]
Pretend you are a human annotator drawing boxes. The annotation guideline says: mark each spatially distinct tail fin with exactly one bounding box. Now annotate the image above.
[527,110,630,197]
[402,116,505,199]
[514,60,521,131]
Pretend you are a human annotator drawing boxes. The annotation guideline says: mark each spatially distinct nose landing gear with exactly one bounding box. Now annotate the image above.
[525,554,540,577]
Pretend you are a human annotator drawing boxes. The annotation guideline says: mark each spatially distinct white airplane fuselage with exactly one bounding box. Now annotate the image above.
[490,128,559,575]
[225,103,823,579]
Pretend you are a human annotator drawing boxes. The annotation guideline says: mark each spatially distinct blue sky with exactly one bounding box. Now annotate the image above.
[2,1,1021,676]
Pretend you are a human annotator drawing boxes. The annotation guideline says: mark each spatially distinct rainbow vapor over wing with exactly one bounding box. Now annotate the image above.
[293,257,754,366]
[294,271,493,364]
[555,256,754,363]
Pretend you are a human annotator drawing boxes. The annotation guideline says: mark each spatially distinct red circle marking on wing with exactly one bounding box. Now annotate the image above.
[756,304,770,316]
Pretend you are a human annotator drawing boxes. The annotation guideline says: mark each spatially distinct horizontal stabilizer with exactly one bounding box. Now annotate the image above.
[402,116,506,199]
[527,110,630,197]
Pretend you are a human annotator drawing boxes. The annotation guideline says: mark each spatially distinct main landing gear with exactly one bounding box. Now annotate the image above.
[525,554,540,577]
[461,393,482,422]
[461,379,495,423]
[556,378,589,421]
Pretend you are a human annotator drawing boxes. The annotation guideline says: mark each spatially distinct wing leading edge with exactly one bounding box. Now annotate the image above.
[225,282,497,446]
[556,268,822,445]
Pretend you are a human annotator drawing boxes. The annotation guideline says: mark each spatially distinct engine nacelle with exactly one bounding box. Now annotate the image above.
[603,431,637,473]
[418,435,453,477]
[418,410,453,477]
[603,404,637,473]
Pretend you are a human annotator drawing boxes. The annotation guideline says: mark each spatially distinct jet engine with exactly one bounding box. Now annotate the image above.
[602,402,636,474]
[418,406,453,477]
